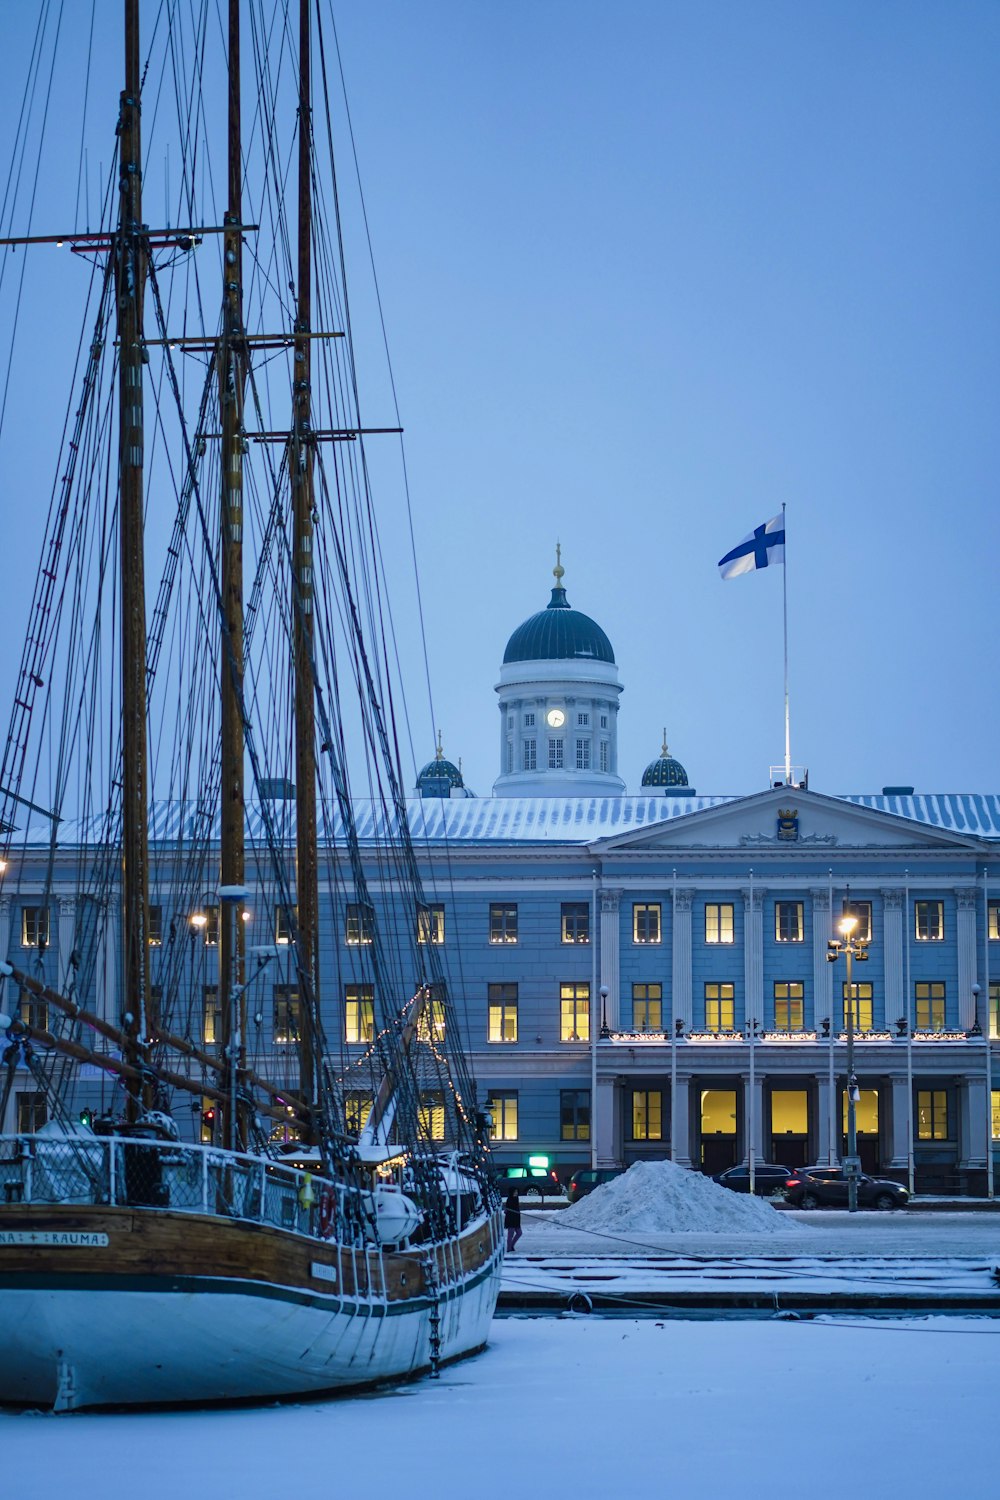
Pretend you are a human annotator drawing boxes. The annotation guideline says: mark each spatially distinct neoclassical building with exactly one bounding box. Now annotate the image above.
[4,558,998,1193]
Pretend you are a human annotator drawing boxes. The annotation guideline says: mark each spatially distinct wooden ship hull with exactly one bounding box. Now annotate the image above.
[0,1198,503,1410]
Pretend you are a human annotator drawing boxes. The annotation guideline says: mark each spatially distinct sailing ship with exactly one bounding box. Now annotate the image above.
[0,0,502,1410]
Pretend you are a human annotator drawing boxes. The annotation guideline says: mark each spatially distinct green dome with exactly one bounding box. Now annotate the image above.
[503,554,615,666]
[641,734,689,788]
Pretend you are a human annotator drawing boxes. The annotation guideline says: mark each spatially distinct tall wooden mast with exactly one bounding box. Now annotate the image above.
[292,0,319,1116]
[118,0,153,1116]
[219,0,248,1147]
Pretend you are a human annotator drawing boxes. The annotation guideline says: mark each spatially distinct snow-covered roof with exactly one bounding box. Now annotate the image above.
[18,792,1000,848]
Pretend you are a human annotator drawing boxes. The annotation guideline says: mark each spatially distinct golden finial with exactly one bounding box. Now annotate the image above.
[553,541,564,588]
[435,729,444,761]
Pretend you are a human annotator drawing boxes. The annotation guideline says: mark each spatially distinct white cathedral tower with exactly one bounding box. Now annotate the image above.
[493,549,625,797]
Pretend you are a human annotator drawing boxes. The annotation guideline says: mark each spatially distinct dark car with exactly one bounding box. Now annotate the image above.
[493,1164,563,1198]
[784,1165,909,1211]
[712,1163,794,1197]
[566,1167,626,1203]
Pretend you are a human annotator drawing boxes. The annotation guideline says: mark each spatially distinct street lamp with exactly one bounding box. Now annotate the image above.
[826,910,870,1213]
[599,984,610,1040]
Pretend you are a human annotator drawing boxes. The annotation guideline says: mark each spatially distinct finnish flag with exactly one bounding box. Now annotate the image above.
[718,514,785,579]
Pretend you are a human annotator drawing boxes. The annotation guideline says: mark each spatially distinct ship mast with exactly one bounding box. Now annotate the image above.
[118,0,154,1117]
[218,0,248,1149]
[292,0,319,1121]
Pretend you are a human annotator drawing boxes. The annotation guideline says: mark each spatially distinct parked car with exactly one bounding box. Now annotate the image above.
[566,1167,626,1203]
[493,1164,563,1198]
[712,1163,794,1197]
[783,1165,909,1211]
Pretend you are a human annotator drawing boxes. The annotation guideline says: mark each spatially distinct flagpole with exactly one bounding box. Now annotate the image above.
[782,502,791,783]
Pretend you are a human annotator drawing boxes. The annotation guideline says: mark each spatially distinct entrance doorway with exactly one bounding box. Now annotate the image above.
[700,1088,738,1173]
[841,1087,880,1171]
[770,1088,809,1168]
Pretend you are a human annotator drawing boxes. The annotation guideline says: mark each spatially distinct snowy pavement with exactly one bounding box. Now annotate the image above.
[4,1316,997,1499]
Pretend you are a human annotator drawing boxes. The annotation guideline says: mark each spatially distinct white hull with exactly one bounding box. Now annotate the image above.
[0,1232,502,1410]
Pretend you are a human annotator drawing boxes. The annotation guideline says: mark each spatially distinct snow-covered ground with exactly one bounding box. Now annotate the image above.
[3,1316,996,1499]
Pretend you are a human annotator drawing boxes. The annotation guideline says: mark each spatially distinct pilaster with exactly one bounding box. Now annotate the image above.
[600,889,622,1030]
[881,889,904,1029]
[58,895,77,994]
[810,888,831,1031]
[0,896,10,964]
[888,1072,911,1170]
[743,887,764,1032]
[595,1075,620,1166]
[957,888,978,1029]
[671,889,694,1029]
[959,1073,988,1170]
[671,1073,692,1167]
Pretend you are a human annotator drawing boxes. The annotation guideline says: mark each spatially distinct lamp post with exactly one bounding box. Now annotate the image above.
[826,910,869,1213]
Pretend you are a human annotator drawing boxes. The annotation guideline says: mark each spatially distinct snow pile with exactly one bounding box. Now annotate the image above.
[559,1160,805,1234]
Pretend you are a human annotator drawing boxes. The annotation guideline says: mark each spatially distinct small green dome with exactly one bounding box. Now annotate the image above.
[416,734,465,798]
[503,550,614,666]
[641,733,689,788]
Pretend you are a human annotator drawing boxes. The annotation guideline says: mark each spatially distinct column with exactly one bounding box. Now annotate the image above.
[57,895,77,995]
[882,889,904,1030]
[600,889,622,1030]
[0,896,10,965]
[595,1075,619,1166]
[810,887,831,1030]
[671,888,693,1030]
[887,1072,911,1170]
[743,887,764,1031]
[748,1075,765,1163]
[99,897,118,1027]
[816,1072,832,1164]
[959,1076,988,1171]
[671,1072,692,1167]
[956,889,978,1030]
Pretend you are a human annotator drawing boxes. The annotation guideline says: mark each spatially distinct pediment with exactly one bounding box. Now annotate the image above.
[589,787,986,854]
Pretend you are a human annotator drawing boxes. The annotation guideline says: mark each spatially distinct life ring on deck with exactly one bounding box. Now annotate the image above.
[318,1187,336,1238]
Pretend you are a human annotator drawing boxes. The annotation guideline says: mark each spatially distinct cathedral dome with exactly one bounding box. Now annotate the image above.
[416,734,467,798]
[503,552,614,666]
[641,733,689,789]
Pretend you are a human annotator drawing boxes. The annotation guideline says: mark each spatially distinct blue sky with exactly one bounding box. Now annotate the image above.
[1,2,998,801]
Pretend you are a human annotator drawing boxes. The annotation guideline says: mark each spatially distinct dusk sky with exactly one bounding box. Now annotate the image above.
[1,2,997,803]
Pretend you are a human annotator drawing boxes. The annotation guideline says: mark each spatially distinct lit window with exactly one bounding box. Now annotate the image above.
[416,988,446,1043]
[202,985,219,1045]
[560,981,590,1042]
[990,983,1000,1041]
[842,900,872,941]
[775,901,804,943]
[200,905,220,947]
[842,982,873,1031]
[561,902,590,944]
[631,1089,663,1141]
[16,1091,47,1132]
[345,985,375,1044]
[346,903,374,945]
[705,982,734,1031]
[18,991,48,1032]
[488,983,518,1042]
[273,985,301,1045]
[522,739,537,771]
[345,1092,373,1135]
[548,738,564,770]
[418,1091,446,1141]
[705,904,734,944]
[489,903,518,945]
[917,1089,948,1141]
[914,900,944,941]
[560,1089,590,1141]
[148,905,163,946]
[20,907,49,949]
[989,900,1000,941]
[992,1089,1000,1142]
[577,712,589,727]
[600,741,609,772]
[524,713,535,728]
[633,982,662,1030]
[575,738,591,770]
[773,981,804,1031]
[488,1093,518,1141]
[633,903,661,945]
[416,904,445,945]
[275,905,295,945]
[915,981,945,1032]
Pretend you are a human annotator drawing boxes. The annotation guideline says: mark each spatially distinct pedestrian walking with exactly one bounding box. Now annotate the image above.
[504,1188,522,1252]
